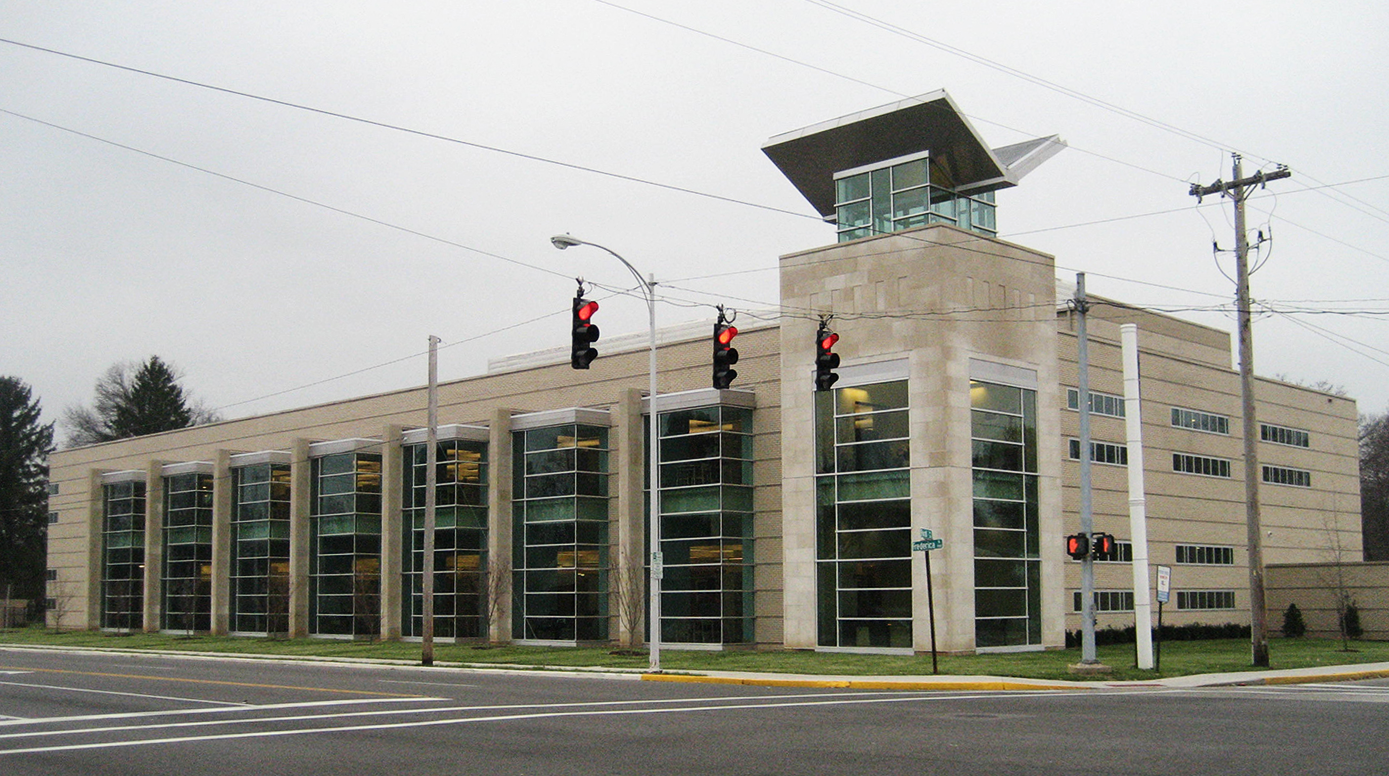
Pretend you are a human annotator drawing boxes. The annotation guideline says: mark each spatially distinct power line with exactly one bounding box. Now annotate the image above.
[0,37,814,221]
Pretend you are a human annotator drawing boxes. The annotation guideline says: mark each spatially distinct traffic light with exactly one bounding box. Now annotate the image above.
[571,294,600,369]
[1091,532,1116,559]
[814,321,840,392]
[712,310,739,389]
[1065,533,1090,560]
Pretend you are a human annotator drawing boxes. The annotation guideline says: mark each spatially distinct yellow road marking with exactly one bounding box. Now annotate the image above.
[0,666,424,698]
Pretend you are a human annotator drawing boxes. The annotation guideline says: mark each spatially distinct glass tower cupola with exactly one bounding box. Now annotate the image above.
[762,90,1063,243]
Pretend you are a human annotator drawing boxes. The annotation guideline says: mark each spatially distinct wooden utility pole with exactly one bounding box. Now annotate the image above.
[1189,155,1290,667]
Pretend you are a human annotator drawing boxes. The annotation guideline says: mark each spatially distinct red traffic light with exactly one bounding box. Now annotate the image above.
[718,325,739,346]
[1065,533,1090,560]
[576,300,599,322]
[819,332,839,351]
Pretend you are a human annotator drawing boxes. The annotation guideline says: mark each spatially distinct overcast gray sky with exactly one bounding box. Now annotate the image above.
[4,0,1387,440]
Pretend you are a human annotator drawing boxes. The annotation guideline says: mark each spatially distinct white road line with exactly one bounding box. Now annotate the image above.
[0,697,443,728]
[0,689,1136,755]
[376,679,479,688]
[0,680,249,707]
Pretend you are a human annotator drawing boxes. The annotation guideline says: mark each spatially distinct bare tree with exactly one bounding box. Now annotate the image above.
[610,546,645,650]
[1320,512,1359,651]
[484,552,511,644]
[46,579,77,632]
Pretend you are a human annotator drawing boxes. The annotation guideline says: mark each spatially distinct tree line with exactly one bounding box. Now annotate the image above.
[1,357,218,609]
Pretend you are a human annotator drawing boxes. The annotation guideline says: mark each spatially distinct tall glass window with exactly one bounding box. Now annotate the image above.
[512,425,609,642]
[230,463,291,634]
[970,380,1041,648]
[835,154,997,242]
[402,438,489,639]
[161,473,213,632]
[815,381,912,649]
[310,452,383,637]
[653,405,754,645]
[101,479,146,630]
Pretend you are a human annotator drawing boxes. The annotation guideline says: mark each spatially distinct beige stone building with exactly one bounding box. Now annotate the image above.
[45,92,1362,653]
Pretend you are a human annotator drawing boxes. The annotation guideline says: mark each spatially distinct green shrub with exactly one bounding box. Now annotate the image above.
[1282,603,1307,638]
[1341,604,1364,639]
[1065,622,1250,648]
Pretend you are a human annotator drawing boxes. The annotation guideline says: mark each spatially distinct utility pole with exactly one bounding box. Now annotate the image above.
[422,335,440,666]
[1189,154,1290,667]
[1074,273,1100,667]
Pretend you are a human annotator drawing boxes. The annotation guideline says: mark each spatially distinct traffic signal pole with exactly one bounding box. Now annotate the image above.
[1189,156,1291,668]
[1075,273,1099,666]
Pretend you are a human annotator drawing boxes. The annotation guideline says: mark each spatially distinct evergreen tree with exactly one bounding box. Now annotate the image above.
[0,377,55,602]
[1362,412,1389,561]
[62,357,220,447]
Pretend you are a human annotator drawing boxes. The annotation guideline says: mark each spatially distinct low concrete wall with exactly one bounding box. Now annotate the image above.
[1267,562,1389,641]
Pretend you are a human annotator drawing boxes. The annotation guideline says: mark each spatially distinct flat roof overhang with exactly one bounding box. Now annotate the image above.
[762,90,1064,218]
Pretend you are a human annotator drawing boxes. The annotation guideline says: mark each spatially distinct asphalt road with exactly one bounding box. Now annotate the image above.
[2,647,1386,775]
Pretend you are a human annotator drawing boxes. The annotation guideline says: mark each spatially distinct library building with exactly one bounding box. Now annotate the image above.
[45,91,1363,654]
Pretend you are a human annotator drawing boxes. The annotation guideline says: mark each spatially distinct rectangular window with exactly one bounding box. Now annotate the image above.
[1176,544,1235,565]
[1072,590,1134,613]
[101,479,146,630]
[971,379,1042,650]
[46,569,58,581]
[1173,453,1231,478]
[1176,590,1236,611]
[817,381,912,650]
[402,438,489,640]
[656,406,754,645]
[512,424,609,643]
[48,512,59,524]
[1260,423,1310,448]
[162,472,214,633]
[1262,465,1311,488]
[1068,439,1128,466]
[48,483,59,495]
[1171,407,1230,435]
[230,462,292,634]
[310,452,383,638]
[1066,388,1126,418]
[833,152,995,241]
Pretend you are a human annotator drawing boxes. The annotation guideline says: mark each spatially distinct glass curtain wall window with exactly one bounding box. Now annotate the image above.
[512,425,609,642]
[101,480,146,630]
[834,153,997,242]
[230,464,291,634]
[815,381,912,650]
[309,452,383,637]
[971,380,1042,648]
[161,473,213,632]
[651,405,754,645]
[402,439,488,639]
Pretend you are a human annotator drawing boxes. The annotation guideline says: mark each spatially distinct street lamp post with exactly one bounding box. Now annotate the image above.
[550,234,662,673]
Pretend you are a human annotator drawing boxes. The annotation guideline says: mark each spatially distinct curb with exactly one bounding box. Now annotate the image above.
[1240,667,1389,686]
[640,673,1086,692]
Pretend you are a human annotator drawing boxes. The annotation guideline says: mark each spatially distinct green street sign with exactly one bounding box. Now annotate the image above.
[913,538,944,552]
[920,528,934,540]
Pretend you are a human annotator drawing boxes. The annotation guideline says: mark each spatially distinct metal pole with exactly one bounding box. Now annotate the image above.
[1121,324,1154,669]
[647,273,661,673]
[422,335,439,666]
[925,550,938,675]
[1076,273,1097,664]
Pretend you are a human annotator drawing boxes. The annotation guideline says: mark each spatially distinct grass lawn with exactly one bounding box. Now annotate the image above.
[2,627,1385,681]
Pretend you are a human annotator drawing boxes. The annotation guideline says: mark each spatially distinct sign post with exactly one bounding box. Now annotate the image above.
[912,529,944,674]
[1155,565,1172,672]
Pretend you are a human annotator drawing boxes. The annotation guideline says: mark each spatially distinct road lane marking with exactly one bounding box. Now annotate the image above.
[377,680,479,688]
[0,680,248,706]
[0,689,1124,755]
[0,697,443,728]
[0,665,425,698]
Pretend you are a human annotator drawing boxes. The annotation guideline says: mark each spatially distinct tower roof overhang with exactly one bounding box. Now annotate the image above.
[761,90,1065,218]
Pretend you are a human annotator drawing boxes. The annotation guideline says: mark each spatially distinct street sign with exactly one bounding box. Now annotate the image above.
[1156,565,1171,604]
[652,551,665,580]
[920,528,934,540]
[913,538,943,552]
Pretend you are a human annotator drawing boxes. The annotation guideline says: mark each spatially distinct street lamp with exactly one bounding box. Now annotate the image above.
[550,234,663,672]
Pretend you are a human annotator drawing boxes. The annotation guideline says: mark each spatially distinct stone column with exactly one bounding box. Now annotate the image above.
[487,408,514,644]
[210,450,233,636]
[288,439,312,638]
[613,388,646,647]
[143,461,166,633]
[379,424,404,640]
